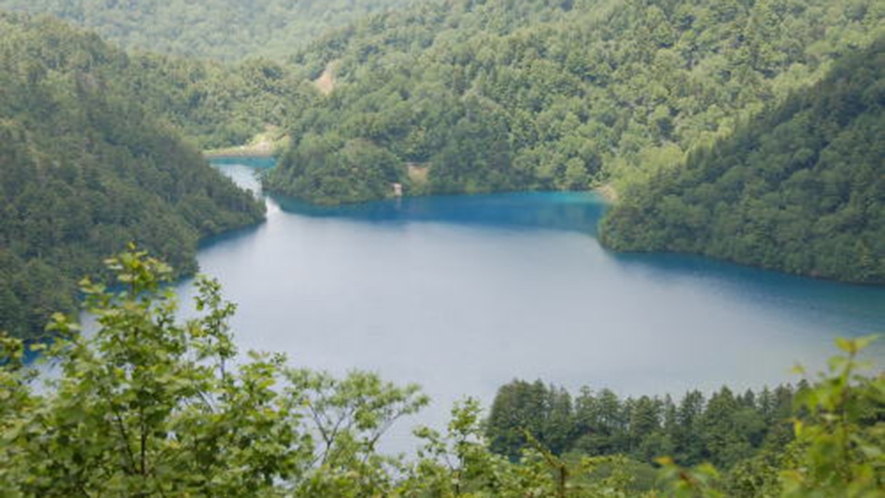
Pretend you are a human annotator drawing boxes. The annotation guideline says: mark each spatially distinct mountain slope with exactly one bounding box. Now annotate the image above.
[0,0,422,60]
[0,13,266,340]
[119,53,314,150]
[600,41,885,283]
[265,0,884,204]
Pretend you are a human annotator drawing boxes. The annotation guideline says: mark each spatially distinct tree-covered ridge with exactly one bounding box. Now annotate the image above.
[1,250,881,497]
[601,40,885,284]
[0,6,316,148]
[265,0,884,204]
[486,380,798,481]
[121,53,315,150]
[0,0,423,60]
[0,13,265,340]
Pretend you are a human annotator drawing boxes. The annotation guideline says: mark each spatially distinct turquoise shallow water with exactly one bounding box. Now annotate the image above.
[174,159,884,451]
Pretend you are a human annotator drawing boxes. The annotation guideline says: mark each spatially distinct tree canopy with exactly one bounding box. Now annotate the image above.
[265,0,884,206]
[0,0,422,60]
[0,13,265,340]
[601,40,885,283]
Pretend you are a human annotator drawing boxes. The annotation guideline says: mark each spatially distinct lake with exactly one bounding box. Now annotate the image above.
[179,158,885,452]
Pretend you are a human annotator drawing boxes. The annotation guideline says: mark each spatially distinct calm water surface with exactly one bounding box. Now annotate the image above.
[180,158,885,451]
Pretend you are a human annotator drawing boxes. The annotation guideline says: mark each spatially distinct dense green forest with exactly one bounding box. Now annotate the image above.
[1,250,881,497]
[264,0,884,204]
[1,0,882,282]
[119,53,312,149]
[486,380,797,470]
[0,6,318,148]
[0,0,421,60]
[600,40,885,283]
[0,13,265,340]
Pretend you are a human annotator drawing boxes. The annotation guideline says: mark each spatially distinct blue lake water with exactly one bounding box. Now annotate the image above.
[177,158,885,451]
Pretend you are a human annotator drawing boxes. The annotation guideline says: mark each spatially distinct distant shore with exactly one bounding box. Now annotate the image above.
[203,145,276,158]
[203,128,288,159]
[594,184,619,203]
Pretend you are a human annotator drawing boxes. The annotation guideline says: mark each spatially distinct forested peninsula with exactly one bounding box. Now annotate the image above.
[601,42,885,283]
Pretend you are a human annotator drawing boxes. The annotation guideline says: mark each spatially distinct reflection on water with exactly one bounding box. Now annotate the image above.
[272,191,605,235]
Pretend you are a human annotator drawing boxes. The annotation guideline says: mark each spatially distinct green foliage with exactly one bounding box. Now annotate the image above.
[403,398,639,497]
[124,53,315,149]
[0,248,428,497]
[0,0,422,61]
[265,0,884,206]
[656,336,884,498]
[285,368,428,496]
[487,380,576,461]
[269,135,404,204]
[485,381,794,473]
[0,14,266,340]
[782,336,884,497]
[416,336,883,497]
[0,10,316,151]
[601,40,885,283]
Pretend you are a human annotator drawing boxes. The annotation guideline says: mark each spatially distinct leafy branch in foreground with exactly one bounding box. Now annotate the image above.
[657,335,883,498]
[0,248,425,498]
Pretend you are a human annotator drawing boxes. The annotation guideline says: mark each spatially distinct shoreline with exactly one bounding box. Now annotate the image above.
[593,183,619,203]
[203,128,288,159]
[203,145,277,159]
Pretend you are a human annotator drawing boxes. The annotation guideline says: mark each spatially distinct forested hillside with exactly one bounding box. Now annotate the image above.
[601,41,885,283]
[486,380,797,475]
[22,19,315,150]
[0,0,421,60]
[120,54,313,149]
[264,0,884,204]
[0,13,265,340]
